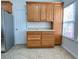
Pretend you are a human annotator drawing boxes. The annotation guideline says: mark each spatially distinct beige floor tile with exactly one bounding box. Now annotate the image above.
[1,45,76,59]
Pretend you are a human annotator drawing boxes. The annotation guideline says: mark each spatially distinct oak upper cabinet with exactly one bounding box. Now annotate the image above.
[27,2,40,21]
[46,4,53,21]
[40,3,46,21]
[33,3,40,21]
[27,3,34,21]
[40,3,54,21]
[27,2,54,22]
[1,1,12,13]
[53,3,63,45]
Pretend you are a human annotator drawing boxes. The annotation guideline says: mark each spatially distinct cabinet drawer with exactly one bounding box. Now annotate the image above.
[42,31,54,35]
[42,35,54,41]
[42,40,54,47]
[27,31,41,35]
[27,40,41,48]
[28,35,41,40]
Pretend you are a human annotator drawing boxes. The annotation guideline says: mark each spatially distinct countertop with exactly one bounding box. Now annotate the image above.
[27,28,55,31]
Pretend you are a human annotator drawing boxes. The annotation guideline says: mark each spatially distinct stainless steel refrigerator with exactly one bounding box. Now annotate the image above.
[1,9,14,52]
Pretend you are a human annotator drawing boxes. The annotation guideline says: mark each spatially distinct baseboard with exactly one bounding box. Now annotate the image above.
[61,45,77,59]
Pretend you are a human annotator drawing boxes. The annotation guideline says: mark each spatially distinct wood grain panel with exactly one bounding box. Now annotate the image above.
[33,3,40,21]
[42,40,54,47]
[42,31,54,35]
[53,4,63,45]
[27,3,40,21]
[46,4,53,21]
[27,31,41,35]
[42,35,54,41]
[28,35,41,40]
[42,32,55,47]
[55,34,62,45]
[40,4,46,21]
[27,40,41,48]
[27,3,34,21]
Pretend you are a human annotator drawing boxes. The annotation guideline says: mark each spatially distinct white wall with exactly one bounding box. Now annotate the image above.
[12,0,61,44]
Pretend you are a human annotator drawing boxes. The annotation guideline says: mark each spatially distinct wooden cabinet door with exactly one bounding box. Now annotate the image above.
[42,40,54,47]
[53,4,63,45]
[46,4,53,21]
[27,3,40,21]
[33,3,40,21]
[42,35,54,47]
[1,1,12,13]
[40,4,46,21]
[27,3,34,21]
[41,32,54,47]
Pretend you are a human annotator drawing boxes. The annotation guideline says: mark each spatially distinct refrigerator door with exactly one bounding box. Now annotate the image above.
[1,9,6,52]
[1,9,14,52]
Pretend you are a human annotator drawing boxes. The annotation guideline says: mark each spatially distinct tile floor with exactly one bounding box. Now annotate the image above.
[1,45,76,59]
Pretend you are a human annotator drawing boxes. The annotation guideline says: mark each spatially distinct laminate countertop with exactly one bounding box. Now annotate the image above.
[27,28,55,31]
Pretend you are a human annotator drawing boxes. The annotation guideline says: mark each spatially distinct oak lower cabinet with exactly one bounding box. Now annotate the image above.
[27,40,41,48]
[27,31,54,48]
[42,40,54,47]
[27,31,41,48]
[42,32,54,47]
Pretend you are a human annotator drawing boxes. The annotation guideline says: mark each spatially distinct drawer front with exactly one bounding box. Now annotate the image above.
[27,40,41,48]
[28,35,41,40]
[42,35,54,41]
[42,31,54,35]
[42,40,54,47]
[27,31,41,35]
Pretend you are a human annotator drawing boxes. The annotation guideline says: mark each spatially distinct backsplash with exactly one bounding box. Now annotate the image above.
[27,22,51,30]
